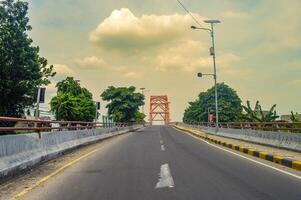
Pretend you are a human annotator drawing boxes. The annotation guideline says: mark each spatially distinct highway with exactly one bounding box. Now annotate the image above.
[22,126,301,200]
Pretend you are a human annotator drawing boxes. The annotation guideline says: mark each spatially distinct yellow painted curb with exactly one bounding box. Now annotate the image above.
[259,152,267,159]
[273,155,284,164]
[292,161,301,171]
[248,149,255,156]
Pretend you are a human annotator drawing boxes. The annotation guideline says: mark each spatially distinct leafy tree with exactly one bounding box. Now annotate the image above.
[183,83,243,123]
[50,77,95,122]
[0,0,55,118]
[242,100,279,122]
[101,86,145,123]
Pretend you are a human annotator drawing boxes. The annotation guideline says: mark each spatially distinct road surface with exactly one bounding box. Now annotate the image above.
[21,126,301,200]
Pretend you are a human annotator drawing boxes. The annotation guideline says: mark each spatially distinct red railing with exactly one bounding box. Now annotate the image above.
[0,117,129,133]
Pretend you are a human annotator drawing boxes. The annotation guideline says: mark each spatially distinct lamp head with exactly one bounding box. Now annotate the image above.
[204,20,221,24]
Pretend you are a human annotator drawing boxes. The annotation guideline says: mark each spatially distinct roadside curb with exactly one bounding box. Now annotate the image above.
[173,125,301,171]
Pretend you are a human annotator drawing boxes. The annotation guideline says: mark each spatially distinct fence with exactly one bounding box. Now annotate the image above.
[0,117,131,134]
[0,117,143,179]
[186,122,301,133]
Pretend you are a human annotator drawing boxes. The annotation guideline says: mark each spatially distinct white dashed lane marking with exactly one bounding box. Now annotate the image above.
[155,163,175,189]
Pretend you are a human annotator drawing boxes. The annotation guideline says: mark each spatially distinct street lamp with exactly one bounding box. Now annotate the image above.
[192,19,221,133]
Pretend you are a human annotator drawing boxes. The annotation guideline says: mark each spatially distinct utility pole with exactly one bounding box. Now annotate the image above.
[192,19,221,133]
[208,21,219,133]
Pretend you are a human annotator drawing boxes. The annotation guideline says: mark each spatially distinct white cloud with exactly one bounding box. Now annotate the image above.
[53,64,74,77]
[89,8,204,50]
[156,54,212,72]
[75,56,106,69]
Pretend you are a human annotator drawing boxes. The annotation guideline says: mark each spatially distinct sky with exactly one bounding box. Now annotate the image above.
[27,0,301,121]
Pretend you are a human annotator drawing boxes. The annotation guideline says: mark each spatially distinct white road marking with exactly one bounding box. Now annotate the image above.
[161,145,165,151]
[155,163,175,189]
[185,131,301,181]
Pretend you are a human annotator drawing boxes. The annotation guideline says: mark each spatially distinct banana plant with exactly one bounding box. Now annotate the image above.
[242,100,279,122]
[290,111,300,122]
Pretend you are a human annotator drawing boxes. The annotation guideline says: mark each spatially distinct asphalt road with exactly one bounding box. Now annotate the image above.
[23,126,301,200]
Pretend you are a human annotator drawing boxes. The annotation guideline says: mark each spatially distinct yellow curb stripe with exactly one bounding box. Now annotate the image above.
[259,152,267,159]
[292,161,301,171]
[248,149,255,156]
[273,155,284,164]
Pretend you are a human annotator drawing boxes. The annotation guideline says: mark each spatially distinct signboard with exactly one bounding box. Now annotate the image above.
[34,87,46,103]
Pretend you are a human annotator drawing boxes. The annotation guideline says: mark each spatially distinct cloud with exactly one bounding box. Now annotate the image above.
[47,81,57,94]
[156,54,212,72]
[52,64,74,77]
[154,40,211,72]
[123,71,140,79]
[75,56,106,69]
[89,8,204,50]
[246,0,301,54]
[290,79,301,85]
[222,11,251,20]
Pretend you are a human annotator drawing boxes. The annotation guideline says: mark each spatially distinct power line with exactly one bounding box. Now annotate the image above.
[176,0,203,27]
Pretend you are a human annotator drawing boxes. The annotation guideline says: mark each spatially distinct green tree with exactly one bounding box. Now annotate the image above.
[0,0,55,118]
[183,83,243,123]
[101,86,145,123]
[242,100,279,122]
[50,77,95,122]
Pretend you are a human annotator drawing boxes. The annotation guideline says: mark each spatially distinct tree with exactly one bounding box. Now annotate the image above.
[183,83,243,123]
[0,0,55,118]
[242,100,279,122]
[50,77,95,122]
[101,86,145,123]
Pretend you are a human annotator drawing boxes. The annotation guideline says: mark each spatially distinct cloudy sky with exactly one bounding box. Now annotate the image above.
[27,0,301,121]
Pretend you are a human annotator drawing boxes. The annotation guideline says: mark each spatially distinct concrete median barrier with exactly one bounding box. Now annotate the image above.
[179,124,301,152]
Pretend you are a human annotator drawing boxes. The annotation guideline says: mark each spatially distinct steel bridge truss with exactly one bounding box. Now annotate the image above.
[149,95,170,125]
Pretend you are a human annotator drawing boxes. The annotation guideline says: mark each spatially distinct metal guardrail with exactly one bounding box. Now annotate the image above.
[0,117,131,133]
[176,122,301,133]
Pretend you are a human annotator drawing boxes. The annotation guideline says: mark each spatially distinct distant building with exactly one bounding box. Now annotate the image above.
[281,114,301,122]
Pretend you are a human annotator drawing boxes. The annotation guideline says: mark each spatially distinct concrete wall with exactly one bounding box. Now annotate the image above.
[180,123,301,152]
[0,126,142,179]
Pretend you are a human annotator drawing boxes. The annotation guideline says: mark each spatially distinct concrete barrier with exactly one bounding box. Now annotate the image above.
[180,124,301,152]
[0,126,142,179]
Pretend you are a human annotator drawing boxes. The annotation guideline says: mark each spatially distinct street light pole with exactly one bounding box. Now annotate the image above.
[209,22,219,133]
[192,20,220,133]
